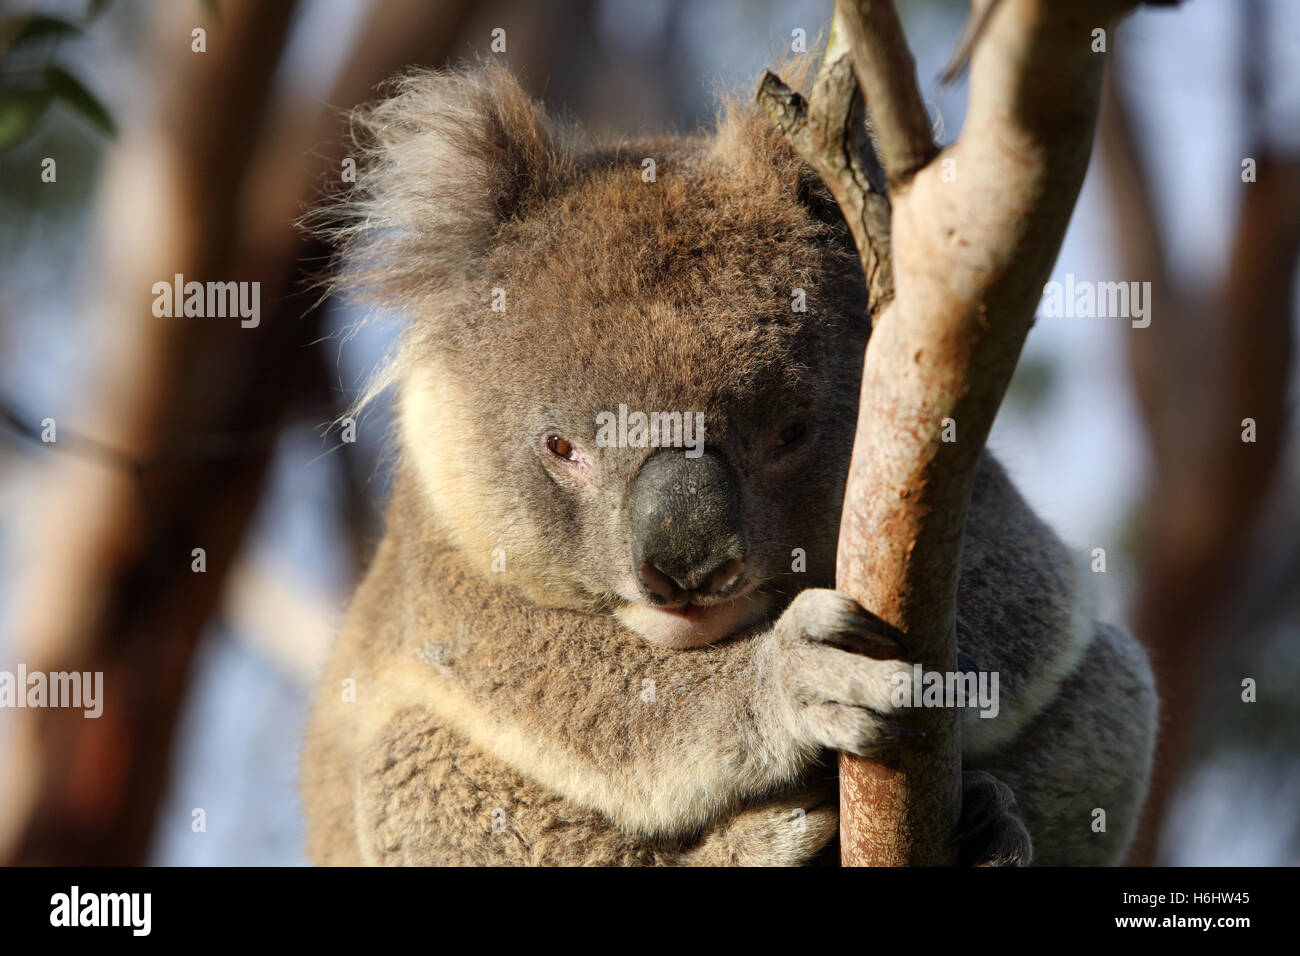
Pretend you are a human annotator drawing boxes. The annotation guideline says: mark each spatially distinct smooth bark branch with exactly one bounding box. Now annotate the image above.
[834,0,937,187]
[761,0,1139,865]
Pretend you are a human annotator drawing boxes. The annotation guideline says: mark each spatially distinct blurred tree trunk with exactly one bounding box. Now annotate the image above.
[1,0,300,866]
[0,0,487,866]
[1099,6,1297,863]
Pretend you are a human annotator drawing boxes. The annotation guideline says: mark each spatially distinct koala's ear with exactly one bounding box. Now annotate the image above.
[317,63,567,303]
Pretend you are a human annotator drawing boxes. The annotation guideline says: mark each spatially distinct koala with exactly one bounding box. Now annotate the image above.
[301,64,1157,866]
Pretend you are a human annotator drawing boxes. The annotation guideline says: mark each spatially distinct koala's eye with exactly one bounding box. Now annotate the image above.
[775,421,810,451]
[546,434,578,462]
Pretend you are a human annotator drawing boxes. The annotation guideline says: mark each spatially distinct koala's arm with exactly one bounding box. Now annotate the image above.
[349,704,839,865]
[962,620,1156,864]
[407,579,910,840]
[305,516,858,859]
[950,456,1157,864]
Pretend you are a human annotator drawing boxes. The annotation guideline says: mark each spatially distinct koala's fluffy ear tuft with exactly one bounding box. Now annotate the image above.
[313,63,568,307]
[710,62,854,245]
[710,88,810,198]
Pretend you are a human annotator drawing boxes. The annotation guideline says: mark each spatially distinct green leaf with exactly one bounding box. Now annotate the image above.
[0,87,53,151]
[43,64,115,139]
[5,15,82,50]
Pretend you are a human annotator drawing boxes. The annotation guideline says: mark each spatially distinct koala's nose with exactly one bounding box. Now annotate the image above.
[630,448,746,603]
[637,554,746,603]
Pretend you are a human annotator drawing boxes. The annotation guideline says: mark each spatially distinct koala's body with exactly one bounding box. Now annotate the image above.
[301,66,1156,866]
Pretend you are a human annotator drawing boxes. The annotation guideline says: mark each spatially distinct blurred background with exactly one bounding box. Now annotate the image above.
[0,0,1296,866]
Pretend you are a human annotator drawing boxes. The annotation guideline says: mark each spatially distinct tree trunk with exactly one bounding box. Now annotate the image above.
[761,0,1143,865]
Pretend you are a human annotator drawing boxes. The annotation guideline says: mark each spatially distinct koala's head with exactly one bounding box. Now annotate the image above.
[328,64,869,649]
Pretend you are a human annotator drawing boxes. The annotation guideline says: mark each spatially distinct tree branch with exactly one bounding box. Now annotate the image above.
[757,13,893,308]
[834,0,936,187]
[761,0,1141,865]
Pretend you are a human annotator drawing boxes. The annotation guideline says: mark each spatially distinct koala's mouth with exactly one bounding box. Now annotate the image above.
[659,601,728,622]
[616,587,774,650]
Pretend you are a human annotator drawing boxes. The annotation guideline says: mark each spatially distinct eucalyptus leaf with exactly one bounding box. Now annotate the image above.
[43,64,115,139]
[0,88,52,151]
[0,15,81,56]
[16,15,83,44]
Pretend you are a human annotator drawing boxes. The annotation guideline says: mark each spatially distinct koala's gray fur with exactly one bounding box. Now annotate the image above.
[301,64,1157,866]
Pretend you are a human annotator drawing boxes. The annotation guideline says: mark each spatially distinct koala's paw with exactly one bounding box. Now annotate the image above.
[954,770,1033,867]
[681,788,838,866]
[765,588,916,758]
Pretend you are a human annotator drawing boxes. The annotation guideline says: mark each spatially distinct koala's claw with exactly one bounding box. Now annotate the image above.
[767,589,915,757]
[954,770,1033,867]
[872,722,928,743]
[811,609,908,660]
